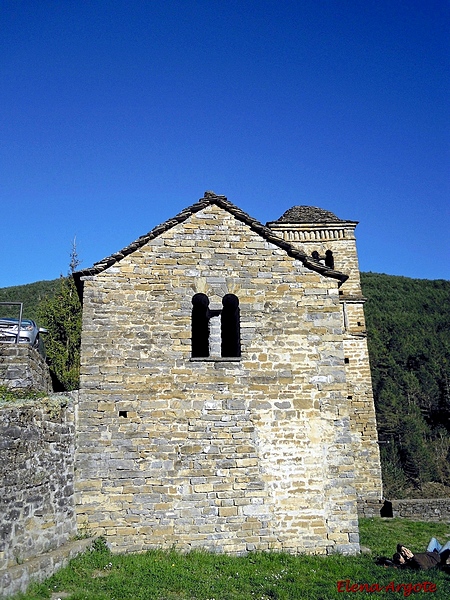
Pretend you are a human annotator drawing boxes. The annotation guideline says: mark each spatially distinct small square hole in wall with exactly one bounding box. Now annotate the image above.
[344,357,350,364]
[118,410,128,418]
[357,321,362,327]
[347,395,353,400]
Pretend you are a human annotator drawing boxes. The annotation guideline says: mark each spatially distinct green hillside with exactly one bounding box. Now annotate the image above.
[361,272,450,497]
[0,279,60,322]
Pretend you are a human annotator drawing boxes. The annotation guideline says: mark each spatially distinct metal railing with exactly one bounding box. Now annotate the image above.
[0,302,24,344]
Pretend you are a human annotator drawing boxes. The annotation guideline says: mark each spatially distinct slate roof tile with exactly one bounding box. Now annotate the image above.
[270,205,357,224]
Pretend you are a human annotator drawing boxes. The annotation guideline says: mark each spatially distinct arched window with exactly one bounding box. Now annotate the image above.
[311,250,320,261]
[221,294,241,357]
[325,250,334,269]
[191,293,210,357]
[191,293,241,359]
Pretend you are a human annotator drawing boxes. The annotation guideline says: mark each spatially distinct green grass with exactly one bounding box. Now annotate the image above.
[11,519,450,600]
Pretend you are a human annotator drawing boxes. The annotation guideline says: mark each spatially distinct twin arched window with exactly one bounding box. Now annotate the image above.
[191,294,241,358]
[311,250,335,270]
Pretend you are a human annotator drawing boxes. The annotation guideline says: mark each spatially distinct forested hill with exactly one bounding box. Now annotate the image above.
[360,273,450,497]
[1,273,449,497]
[0,279,60,321]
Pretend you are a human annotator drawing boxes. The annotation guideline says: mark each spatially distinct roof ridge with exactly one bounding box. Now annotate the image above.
[73,193,348,290]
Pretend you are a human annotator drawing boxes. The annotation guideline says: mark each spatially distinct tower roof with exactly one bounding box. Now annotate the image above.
[273,206,355,225]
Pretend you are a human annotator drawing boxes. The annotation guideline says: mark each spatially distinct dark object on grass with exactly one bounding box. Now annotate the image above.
[391,544,441,570]
[376,556,397,568]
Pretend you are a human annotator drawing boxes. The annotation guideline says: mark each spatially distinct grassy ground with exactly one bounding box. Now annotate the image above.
[11,519,450,600]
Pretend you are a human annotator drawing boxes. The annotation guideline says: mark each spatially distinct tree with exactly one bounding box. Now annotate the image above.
[361,272,450,495]
[37,242,82,391]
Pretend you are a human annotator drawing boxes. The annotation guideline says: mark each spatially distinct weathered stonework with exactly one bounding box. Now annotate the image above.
[358,498,450,521]
[0,537,92,599]
[0,345,52,393]
[268,208,383,500]
[73,193,382,556]
[389,498,450,521]
[0,396,76,574]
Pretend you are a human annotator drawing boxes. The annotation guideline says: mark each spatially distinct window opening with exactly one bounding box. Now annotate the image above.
[221,294,241,357]
[191,293,210,357]
[191,293,241,359]
[311,250,320,261]
[118,410,128,418]
[325,250,334,269]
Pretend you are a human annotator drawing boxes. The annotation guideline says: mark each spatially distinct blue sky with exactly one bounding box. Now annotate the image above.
[1,0,449,287]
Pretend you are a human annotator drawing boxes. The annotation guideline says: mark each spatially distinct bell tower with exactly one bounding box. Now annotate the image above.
[267,206,383,501]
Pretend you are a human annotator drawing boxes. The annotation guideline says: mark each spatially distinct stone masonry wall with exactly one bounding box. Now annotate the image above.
[267,223,362,296]
[0,345,52,393]
[1,538,93,599]
[343,334,382,499]
[390,499,450,521]
[0,395,76,574]
[76,203,361,555]
[266,220,383,501]
[358,498,450,521]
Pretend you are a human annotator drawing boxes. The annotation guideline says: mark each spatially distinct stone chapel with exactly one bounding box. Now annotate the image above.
[73,191,382,555]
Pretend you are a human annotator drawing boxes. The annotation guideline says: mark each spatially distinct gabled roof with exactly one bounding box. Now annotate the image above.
[73,192,348,297]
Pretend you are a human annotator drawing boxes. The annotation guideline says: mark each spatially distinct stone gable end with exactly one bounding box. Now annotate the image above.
[75,201,362,555]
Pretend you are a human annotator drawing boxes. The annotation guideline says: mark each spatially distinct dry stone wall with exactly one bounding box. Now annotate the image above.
[76,204,361,555]
[0,395,76,576]
[358,498,450,521]
[390,499,450,521]
[1,538,93,600]
[0,346,52,393]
